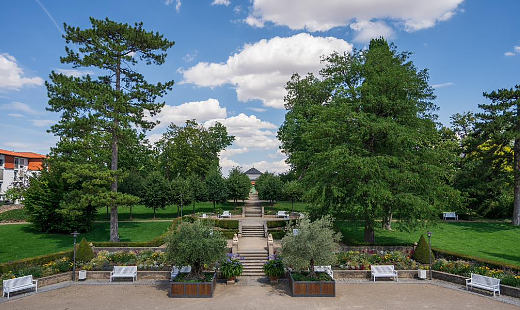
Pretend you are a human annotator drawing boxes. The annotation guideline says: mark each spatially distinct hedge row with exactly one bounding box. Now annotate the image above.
[266,220,297,228]
[0,250,73,274]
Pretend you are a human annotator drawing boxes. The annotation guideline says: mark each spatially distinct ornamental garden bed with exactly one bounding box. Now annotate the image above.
[169,272,217,298]
[289,272,335,297]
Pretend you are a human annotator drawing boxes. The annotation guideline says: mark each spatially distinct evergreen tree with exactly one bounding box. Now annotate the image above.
[46,18,174,241]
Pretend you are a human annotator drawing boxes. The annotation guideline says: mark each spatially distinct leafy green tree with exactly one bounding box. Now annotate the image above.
[256,173,283,208]
[205,168,228,212]
[142,171,170,218]
[281,216,341,278]
[472,85,520,225]
[283,180,304,212]
[170,177,193,217]
[46,18,174,241]
[118,171,146,220]
[166,220,227,279]
[226,167,251,208]
[278,38,461,242]
[156,120,234,179]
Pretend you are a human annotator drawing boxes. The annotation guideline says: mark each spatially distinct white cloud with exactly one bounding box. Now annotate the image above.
[8,113,24,118]
[505,46,520,57]
[268,149,284,159]
[212,0,230,6]
[350,20,395,43]
[244,16,265,28]
[219,157,289,176]
[183,51,198,62]
[56,69,94,78]
[246,107,267,113]
[147,133,163,145]
[505,52,516,57]
[30,119,55,127]
[204,113,279,149]
[515,46,520,53]
[152,98,227,128]
[220,147,249,157]
[246,0,464,32]
[183,33,352,108]
[165,0,181,12]
[0,53,44,90]
[233,5,242,14]
[432,82,454,89]
[0,102,39,115]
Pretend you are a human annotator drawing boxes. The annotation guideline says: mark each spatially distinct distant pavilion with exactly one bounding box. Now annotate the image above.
[244,167,262,185]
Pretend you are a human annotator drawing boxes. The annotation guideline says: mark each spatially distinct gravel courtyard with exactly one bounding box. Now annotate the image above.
[0,281,518,310]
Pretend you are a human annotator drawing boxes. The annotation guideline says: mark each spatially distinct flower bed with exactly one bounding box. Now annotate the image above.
[81,250,168,271]
[335,250,419,270]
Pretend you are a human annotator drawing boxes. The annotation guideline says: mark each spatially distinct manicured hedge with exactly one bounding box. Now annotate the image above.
[0,208,29,222]
[0,250,72,275]
[221,229,239,239]
[269,230,286,240]
[267,220,296,228]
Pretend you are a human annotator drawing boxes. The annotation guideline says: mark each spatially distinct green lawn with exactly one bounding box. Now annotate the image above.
[94,201,244,221]
[0,221,171,263]
[264,201,308,213]
[336,221,520,267]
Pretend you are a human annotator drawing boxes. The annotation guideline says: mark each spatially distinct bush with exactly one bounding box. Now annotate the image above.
[0,250,72,275]
[0,208,29,222]
[76,238,94,262]
[413,235,434,264]
[263,257,285,278]
[216,220,238,229]
[269,230,286,240]
[219,253,244,279]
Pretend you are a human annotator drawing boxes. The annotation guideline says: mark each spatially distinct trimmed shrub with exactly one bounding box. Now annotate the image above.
[217,220,238,229]
[413,235,434,264]
[0,250,72,275]
[76,238,94,262]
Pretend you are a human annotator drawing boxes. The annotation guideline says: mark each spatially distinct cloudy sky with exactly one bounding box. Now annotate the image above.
[0,0,519,175]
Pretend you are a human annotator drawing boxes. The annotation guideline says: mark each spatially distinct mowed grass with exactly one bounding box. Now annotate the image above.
[336,221,520,267]
[94,201,244,221]
[264,201,309,213]
[0,221,171,263]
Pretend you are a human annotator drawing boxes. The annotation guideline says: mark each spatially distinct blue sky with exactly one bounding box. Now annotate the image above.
[0,0,519,175]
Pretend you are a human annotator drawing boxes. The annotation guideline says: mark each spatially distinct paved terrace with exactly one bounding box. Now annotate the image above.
[1,281,518,310]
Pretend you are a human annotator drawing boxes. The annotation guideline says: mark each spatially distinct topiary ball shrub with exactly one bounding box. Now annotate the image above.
[76,238,95,262]
[413,235,434,264]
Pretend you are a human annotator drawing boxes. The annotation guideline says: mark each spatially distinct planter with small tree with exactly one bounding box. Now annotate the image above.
[263,255,285,284]
[166,220,227,298]
[281,216,340,297]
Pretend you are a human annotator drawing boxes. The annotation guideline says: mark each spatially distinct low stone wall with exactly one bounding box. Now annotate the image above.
[333,270,418,279]
[74,270,170,280]
[340,246,414,253]
[37,272,73,287]
[432,270,520,298]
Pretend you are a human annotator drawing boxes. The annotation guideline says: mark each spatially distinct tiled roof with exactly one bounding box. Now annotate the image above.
[245,167,263,175]
[0,149,46,159]
[28,161,43,171]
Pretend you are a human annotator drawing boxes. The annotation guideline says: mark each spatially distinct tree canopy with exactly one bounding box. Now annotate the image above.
[226,167,251,208]
[256,172,283,207]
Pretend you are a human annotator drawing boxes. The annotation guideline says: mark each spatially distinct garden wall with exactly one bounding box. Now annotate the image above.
[92,246,165,254]
[340,246,414,253]
[333,270,417,279]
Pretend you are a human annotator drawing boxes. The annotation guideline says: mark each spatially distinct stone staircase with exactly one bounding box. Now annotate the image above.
[241,225,265,237]
[245,206,262,217]
[238,249,268,276]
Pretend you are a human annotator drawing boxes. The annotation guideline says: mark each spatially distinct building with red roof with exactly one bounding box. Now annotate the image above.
[0,149,46,201]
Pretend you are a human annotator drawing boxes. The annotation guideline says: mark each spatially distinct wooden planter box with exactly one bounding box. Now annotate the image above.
[289,272,335,297]
[170,272,217,298]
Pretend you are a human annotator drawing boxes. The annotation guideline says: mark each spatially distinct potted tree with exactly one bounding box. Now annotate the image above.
[263,256,285,284]
[166,220,227,298]
[219,253,244,284]
[281,216,341,297]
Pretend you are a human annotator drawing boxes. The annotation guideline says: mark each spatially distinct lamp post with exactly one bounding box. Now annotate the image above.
[427,231,432,280]
[71,231,79,281]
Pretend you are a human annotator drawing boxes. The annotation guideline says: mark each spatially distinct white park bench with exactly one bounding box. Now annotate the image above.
[3,275,38,298]
[171,266,191,280]
[200,213,207,219]
[220,211,231,218]
[277,211,289,219]
[371,265,398,282]
[314,265,334,279]
[466,273,500,296]
[443,212,458,220]
[110,266,137,282]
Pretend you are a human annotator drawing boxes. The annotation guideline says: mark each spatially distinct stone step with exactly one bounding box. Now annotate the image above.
[238,251,268,254]
[242,272,265,276]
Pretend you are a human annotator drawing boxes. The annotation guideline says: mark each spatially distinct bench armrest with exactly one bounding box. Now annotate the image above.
[465,278,471,284]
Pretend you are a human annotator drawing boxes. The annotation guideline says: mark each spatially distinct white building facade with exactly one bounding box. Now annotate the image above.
[0,150,45,201]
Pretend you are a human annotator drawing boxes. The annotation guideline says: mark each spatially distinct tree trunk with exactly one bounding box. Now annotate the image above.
[292,199,294,212]
[382,212,392,230]
[177,204,179,217]
[188,262,203,280]
[364,221,375,244]
[153,207,156,219]
[129,205,133,221]
[213,201,216,212]
[109,55,121,242]
[308,258,316,278]
[106,205,109,219]
[181,197,183,217]
[193,202,195,215]
[514,133,520,226]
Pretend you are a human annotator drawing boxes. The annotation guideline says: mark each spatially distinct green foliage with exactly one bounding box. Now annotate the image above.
[219,254,244,279]
[170,177,193,216]
[0,209,28,222]
[281,216,341,277]
[336,251,417,270]
[156,120,234,179]
[165,220,227,279]
[256,173,283,205]
[5,186,25,202]
[76,238,95,262]
[278,38,462,242]
[142,171,170,218]
[0,250,72,275]
[283,181,303,211]
[263,257,285,277]
[226,167,251,206]
[412,235,434,264]
[205,168,228,210]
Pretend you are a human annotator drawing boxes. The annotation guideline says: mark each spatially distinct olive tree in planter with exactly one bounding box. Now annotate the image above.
[166,220,227,297]
[281,216,341,297]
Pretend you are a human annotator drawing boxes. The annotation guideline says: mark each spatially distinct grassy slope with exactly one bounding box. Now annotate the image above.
[336,221,520,267]
[0,221,171,263]
[0,209,28,222]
